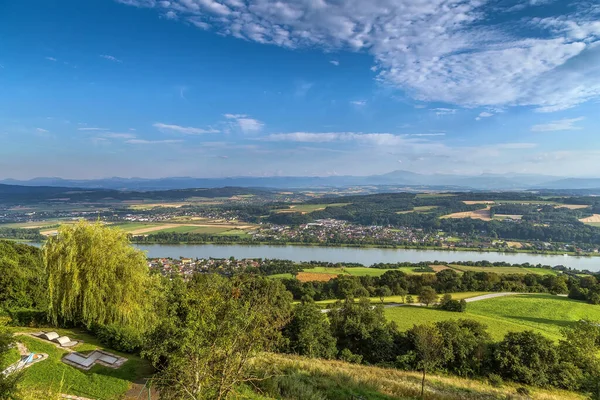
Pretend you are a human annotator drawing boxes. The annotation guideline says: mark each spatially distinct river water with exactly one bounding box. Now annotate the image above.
[133,244,600,271]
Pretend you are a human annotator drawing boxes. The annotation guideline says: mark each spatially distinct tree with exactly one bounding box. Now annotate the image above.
[328,297,398,364]
[44,221,159,331]
[0,327,20,400]
[0,240,46,311]
[282,297,337,359]
[144,274,292,400]
[435,319,489,377]
[397,288,408,303]
[418,286,437,307]
[375,286,392,303]
[493,331,558,386]
[412,324,444,398]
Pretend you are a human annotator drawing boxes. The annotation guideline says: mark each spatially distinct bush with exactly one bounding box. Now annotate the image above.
[7,308,47,327]
[516,387,531,397]
[94,324,144,353]
[438,295,467,312]
[339,348,362,364]
[487,373,503,387]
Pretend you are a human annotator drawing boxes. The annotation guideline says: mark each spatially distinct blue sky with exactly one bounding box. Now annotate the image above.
[1,0,599,179]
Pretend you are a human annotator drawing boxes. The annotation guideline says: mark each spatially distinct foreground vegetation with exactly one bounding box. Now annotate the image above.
[2,222,600,399]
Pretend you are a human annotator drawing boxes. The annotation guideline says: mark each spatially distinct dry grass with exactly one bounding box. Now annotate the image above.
[296,272,338,282]
[429,265,450,272]
[506,241,524,249]
[442,206,491,221]
[462,200,495,205]
[556,204,590,210]
[494,214,522,220]
[250,353,584,400]
[580,214,600,224]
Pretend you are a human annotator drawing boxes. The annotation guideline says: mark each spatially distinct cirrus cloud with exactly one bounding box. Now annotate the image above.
[115,0,600,112]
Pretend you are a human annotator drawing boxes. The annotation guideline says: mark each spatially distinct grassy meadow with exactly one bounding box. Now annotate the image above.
[385,294,600,341]
[248,353,583,400]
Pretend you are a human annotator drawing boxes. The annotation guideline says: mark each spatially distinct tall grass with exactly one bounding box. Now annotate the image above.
[246,353,584,400]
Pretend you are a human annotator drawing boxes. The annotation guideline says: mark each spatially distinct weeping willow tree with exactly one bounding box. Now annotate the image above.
[44,221,158,331]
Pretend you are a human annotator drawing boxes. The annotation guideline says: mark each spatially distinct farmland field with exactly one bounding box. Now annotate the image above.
[385,294,600,341]
[441,207,491,221]
[299,266,430,278]
[580,214,600,225]
[276,203,350,214]
[448,264,559,275]
[396,205,438,214]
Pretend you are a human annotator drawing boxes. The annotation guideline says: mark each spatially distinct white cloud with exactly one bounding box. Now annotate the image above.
[45,57,57,62]
[264,132,419,146]
[433,108,457,116]
[350,100,366,106]
[103,132,137,139]
[36,128,49,133]
[126,139,183,144]
[116,0,600,111]
[330,60,339,66]
[475,111,494,120]
[100,54,122,63]
[531,117,585,132]
[224,114,264,133]
[78,127,108,131]
[153,122,220,134]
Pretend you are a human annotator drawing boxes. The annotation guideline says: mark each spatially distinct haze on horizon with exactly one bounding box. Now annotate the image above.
[1,0,599,180]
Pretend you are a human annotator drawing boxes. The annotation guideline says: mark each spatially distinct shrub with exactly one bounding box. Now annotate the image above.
[94,324,144,353]
[339,348,362,364]
[487,373,503,387]
[516,387,531,397]
[7,308,47,327]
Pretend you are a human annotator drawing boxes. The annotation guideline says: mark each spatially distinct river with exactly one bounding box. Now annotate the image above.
[133,244,600,271]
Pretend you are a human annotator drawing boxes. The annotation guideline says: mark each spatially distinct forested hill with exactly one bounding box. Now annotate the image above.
[0,184,271,204]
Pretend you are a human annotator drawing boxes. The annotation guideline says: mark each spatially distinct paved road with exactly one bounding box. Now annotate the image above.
[321,292,521,312]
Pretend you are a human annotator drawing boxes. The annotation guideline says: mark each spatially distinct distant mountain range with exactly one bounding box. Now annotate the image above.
[2,171,600,191]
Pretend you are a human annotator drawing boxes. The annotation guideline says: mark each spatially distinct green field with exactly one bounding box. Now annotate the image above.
[300,266,426,277]
[109,222,162,232]
[415,193,456,198]
[449,264,559,275]
[157,225,231,234]
[385,294,600,341]
[5,328,153,399]
[315,291,491,307]
[585,222,600,227]
[277,203,350,213]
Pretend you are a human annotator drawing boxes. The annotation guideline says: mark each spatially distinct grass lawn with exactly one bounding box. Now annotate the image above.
[8,328,153,399]
[449,264,559,275]
[586,222,600,227]
[385,294,600,341]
